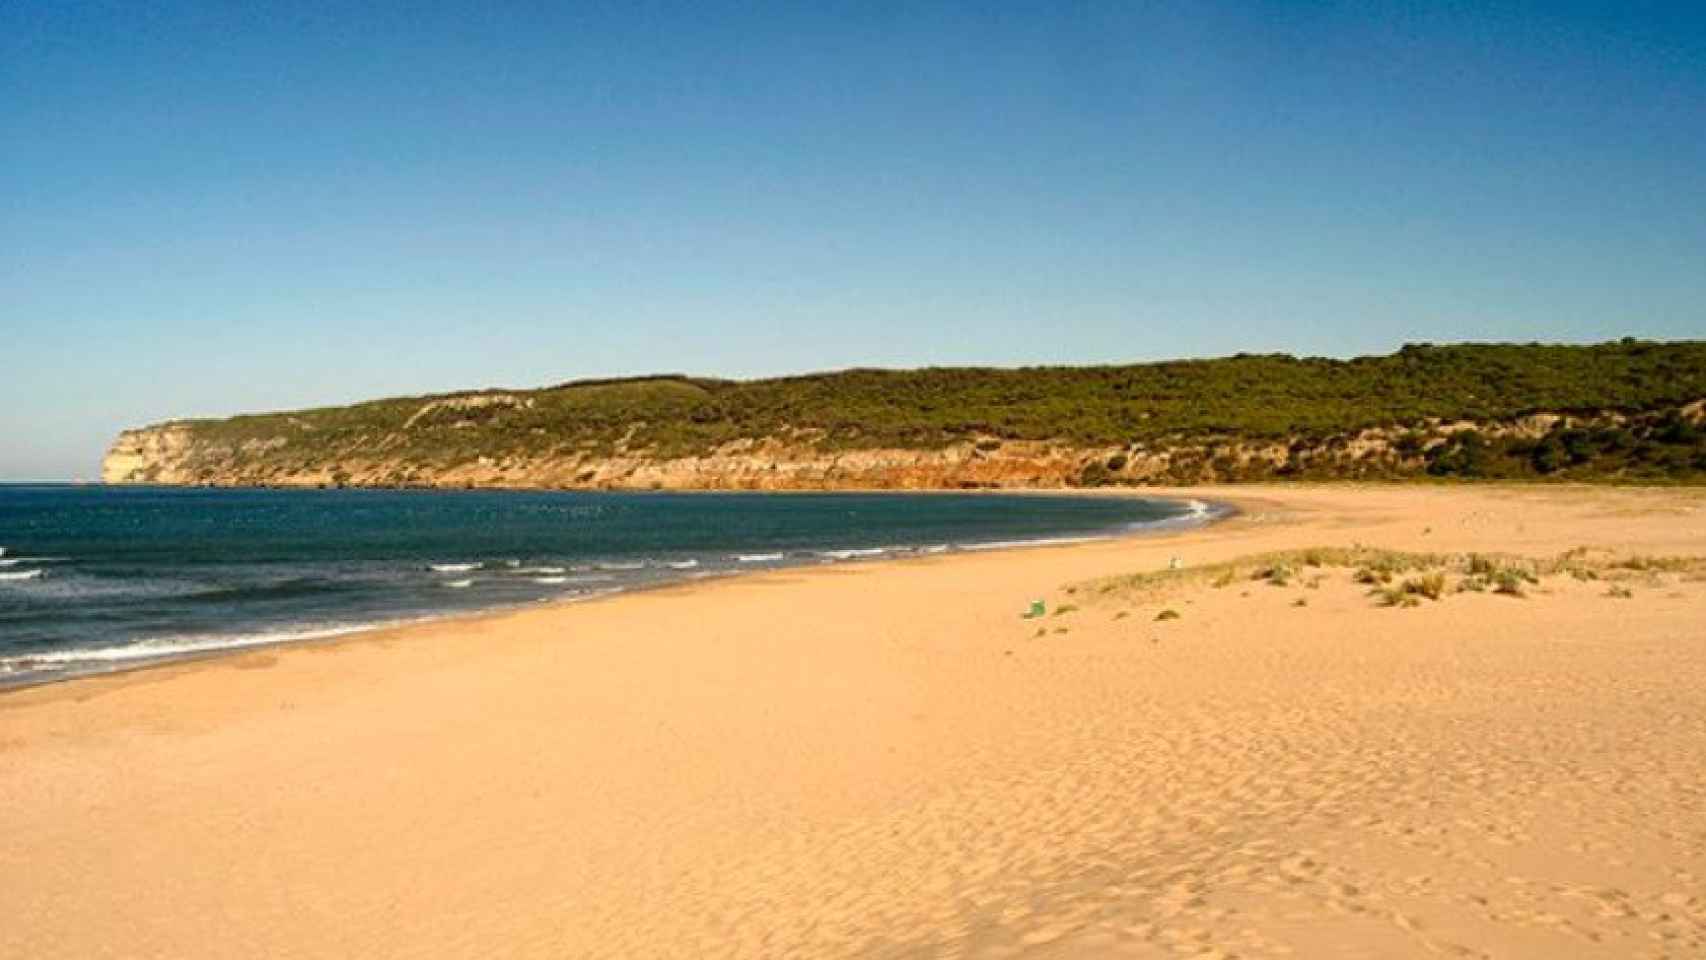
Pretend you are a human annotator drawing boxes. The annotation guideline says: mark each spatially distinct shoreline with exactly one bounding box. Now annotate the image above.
[0,489,1232,695]
[6,482,1704,958]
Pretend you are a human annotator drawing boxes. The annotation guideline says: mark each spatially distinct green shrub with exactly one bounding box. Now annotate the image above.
[1493,569,1530,597]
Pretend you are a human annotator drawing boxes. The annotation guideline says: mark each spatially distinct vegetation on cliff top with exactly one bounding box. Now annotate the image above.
[134,340,1706,484]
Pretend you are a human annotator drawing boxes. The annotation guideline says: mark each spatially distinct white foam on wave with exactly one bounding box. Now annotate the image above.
[919,544,951,554]
[564,573,616,583]
[441,578,475,588]
[597,561,646,572]
[817,547,889,561]
[1141,498,1227,530]
[734,552,785,563]
[0,569,45,581]
[561,586,624,603]
[958,535,1109,552]
[430,562,480,573]
[665,559,699,570]
[532,576,568,585]
[514,566,566,575]
[0,621,410,674]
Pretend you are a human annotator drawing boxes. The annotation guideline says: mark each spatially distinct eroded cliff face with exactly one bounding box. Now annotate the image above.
[102,426,201,485]
[86,423,1448,490]
[100,430,1125,490]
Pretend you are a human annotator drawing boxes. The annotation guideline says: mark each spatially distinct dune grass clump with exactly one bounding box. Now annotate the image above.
[1252,562,1297,587]
[1606,584,1634,599]
[1492,568,1532,597]
[1616,555,1699,573]
[1373,584,1420,608]
[1373,571,1446,607]
[1155,608,1181,621]
[1458,554,1540,596]
[1053,604,1079,617]
[1352,550,1441,587]
[1412,571,1447,600]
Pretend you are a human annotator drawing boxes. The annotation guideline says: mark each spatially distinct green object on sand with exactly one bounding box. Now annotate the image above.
[1025,599,1046,618]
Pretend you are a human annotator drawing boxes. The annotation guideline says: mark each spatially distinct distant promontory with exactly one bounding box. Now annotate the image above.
[104,341,1706,490]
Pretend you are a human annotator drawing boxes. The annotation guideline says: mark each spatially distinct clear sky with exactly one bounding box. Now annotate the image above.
[3,2,1703,479]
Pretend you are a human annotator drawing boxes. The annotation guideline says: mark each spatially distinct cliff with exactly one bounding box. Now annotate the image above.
[103,342,1706,489]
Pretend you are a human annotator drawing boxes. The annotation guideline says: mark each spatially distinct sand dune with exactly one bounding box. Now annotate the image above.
[3,484,1704,958]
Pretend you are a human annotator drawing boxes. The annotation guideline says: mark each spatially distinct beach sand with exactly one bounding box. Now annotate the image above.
[4,484,1705,958]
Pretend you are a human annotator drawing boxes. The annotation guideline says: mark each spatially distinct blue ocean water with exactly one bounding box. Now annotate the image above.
[0,485,1209,685]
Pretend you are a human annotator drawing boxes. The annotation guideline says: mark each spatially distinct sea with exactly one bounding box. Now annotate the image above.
[0,484,1215,686]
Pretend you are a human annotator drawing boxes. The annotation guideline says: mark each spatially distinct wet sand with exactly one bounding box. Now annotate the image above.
[4,484,1705,958]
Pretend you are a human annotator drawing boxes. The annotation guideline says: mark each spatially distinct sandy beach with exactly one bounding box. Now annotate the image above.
[4,483,1705,959]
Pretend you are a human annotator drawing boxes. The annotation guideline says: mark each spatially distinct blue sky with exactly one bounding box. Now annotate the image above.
[3,1,1703,479]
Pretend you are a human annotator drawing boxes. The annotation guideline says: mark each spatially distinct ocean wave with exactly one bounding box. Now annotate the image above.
[2,573,234,602]
[957,535,1109,551]
[1141,498,1227,529]
[664,559,699,570]
[514,566,566,575]
[564,573,616,583]
[441,578,475,588]
[430,562,480,573]
[532,576,568,585]
[0,622,404,673]
[817,547,889,561]
[734,552,785,563]
[918,544,951,554]
[561,586,624,603]
[0,569,45,581]
[597,561,646,571]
